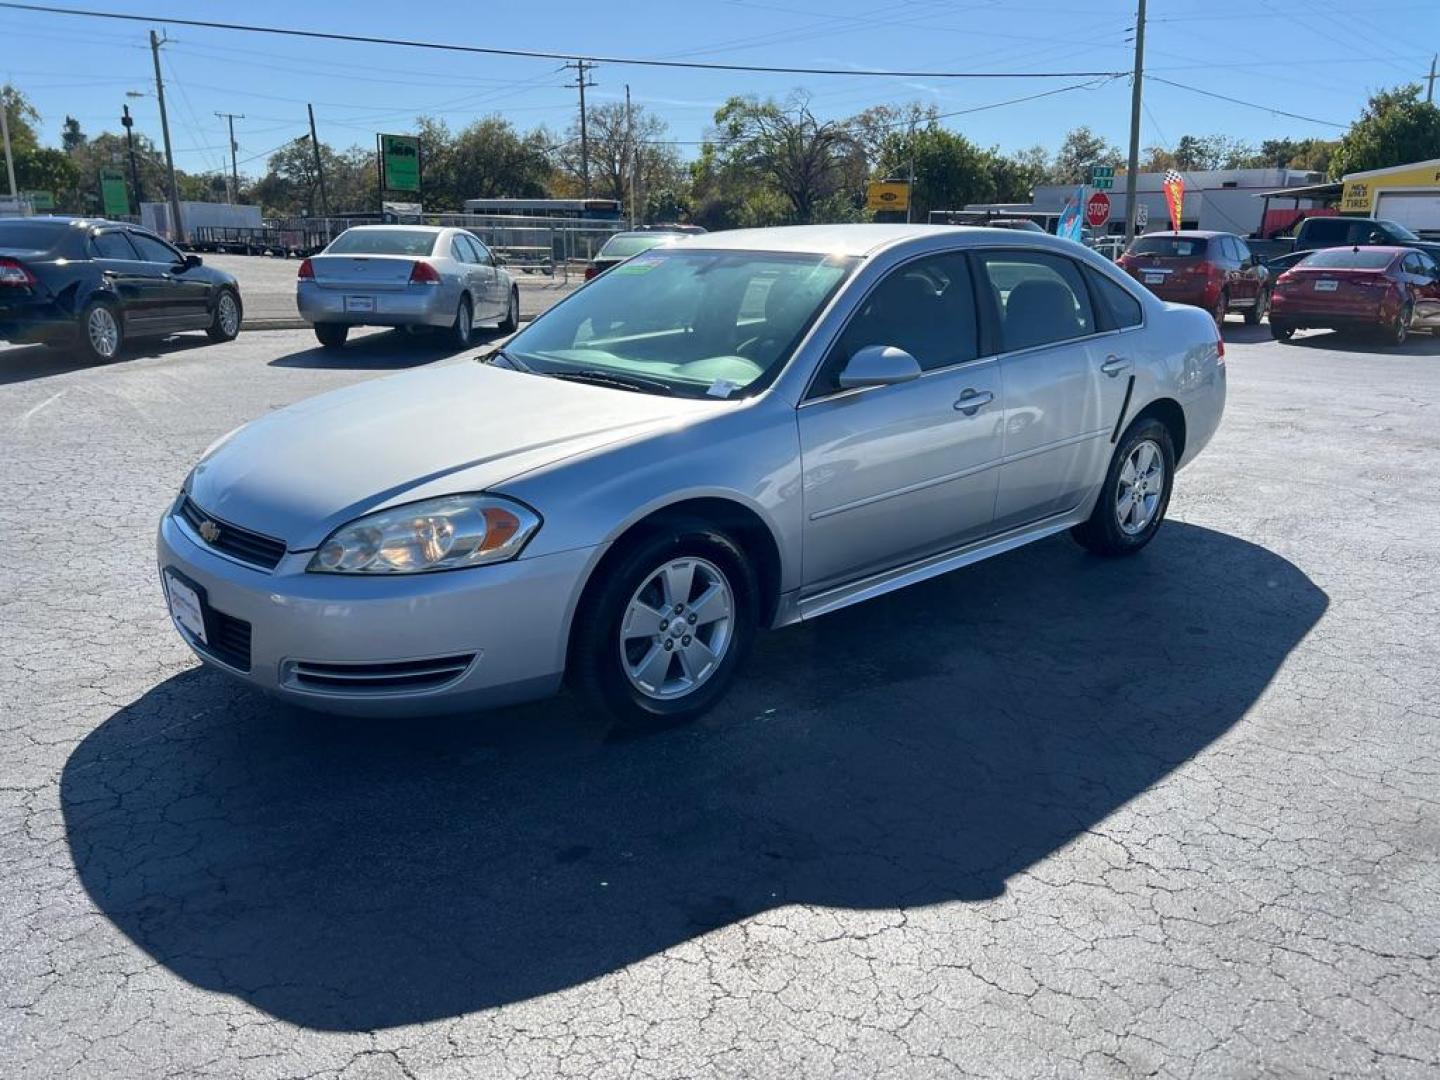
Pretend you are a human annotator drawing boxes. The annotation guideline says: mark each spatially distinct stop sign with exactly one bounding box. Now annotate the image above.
[1085,191,1111,229]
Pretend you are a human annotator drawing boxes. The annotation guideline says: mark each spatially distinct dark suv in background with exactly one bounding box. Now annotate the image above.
[0,216,243,362]
[1118,230,1270,326]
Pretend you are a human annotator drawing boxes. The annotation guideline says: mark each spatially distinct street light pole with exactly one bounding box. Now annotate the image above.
[121,103,144,210]
[0,95,17,203]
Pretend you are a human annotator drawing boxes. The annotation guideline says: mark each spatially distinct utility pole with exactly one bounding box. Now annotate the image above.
[565,60,597,197]
[1123,0,1147,244]
[307,103,329,218]
[149,29,185,242]
[1427,54,1437,104]
[120,103,145,209]
[215,111,243,203]
[0,94,17,203]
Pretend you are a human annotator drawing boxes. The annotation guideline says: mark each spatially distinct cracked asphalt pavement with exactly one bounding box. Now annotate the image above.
[1,321,1437,1078]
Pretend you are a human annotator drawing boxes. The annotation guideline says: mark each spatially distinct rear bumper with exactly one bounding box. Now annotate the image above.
[297,281,458,328]
[1132,279,1221,309]
[1270,293,1392,326]
[0,302,75,345]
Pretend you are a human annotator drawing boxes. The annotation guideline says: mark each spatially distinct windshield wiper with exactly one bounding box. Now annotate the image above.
[478,346,533,373]
[545,369,676,396]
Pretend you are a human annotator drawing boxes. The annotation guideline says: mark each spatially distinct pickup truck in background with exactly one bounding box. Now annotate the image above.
[1290,216,1440,259]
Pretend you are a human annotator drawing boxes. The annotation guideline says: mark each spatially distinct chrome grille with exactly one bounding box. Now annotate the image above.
[287,655,477,695]
[178,496,287,570]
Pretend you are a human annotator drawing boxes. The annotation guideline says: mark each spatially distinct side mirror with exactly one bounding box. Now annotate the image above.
[837,344,922,389]
[184,253,203,269]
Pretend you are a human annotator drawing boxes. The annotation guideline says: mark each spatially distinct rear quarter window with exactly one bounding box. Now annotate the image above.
[1085,267,1144,329]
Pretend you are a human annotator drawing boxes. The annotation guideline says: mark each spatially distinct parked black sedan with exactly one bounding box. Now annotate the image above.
[0,216,243,361]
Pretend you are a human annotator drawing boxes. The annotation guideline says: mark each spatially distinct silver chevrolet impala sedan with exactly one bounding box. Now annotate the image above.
[159,224,1225,724]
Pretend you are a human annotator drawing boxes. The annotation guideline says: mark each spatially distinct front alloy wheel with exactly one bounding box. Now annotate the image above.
[571,527,758,727]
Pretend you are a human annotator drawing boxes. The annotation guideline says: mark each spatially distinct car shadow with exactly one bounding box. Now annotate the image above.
[269,327,511,370]
[63,523,1326,1031]
[0,333,218,386]
[1279,328,1440,355]
[1218,322,1271,345]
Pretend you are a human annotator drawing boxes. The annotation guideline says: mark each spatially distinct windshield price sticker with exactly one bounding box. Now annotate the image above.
[707,379,738,398]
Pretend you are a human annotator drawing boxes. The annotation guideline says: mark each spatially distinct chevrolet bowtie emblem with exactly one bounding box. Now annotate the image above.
[198,519,221,544]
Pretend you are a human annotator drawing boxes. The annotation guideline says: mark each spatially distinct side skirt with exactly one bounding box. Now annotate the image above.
[772,509,1087,628]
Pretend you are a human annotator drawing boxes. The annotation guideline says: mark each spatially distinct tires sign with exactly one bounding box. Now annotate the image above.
[1085,192,1111,229]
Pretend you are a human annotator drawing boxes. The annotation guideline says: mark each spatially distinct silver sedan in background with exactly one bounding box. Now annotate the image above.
[297,225,518,351]
[162,224,1225,726]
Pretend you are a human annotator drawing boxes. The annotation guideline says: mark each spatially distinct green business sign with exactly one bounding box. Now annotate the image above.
[1090,164,1115,190]
[379,133,421,193]
[99,167,129,216]
[22,190,55,210]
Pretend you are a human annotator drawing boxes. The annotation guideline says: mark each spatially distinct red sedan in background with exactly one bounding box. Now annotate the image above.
[1118,230,1269,327]
[1269,246,1440,346]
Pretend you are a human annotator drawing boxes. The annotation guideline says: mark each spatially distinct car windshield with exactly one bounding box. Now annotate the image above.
[504,248,857,399]
[326,229,439,256]
[0,221,69,251]
[598,233,671,259]
[1128,236,1209,258]
[1297,248,1398,270]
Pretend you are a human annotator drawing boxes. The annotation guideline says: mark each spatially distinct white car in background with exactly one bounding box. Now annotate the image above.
[297,225,518,350]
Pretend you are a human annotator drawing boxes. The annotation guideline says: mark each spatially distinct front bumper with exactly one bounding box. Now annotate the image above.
[297,281,457,328]
[157,509,597,717]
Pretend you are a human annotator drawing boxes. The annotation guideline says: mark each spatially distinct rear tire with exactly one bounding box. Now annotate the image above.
[569,526,759,729]
[1270,320,1295,342]
[206,288,242,343]
[451,295,473,348]
[1070,418,1176,557]
[1244,288,1268,326]
[1383,301,1412,347]
[76,298,123,363]
[499,286,519,333]
[314,323,348,351]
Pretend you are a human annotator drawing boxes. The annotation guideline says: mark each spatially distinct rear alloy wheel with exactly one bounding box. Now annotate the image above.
[206,289,242,343]
[1270,320,1295,342]
[451,295,473,348]
[1384,301,1412,347]
[570,527,758,728]
[499,286,519,333]
[314,322,348,351]
[1244,288,1269,326]
[77,299,123,363]
[1070,418,1176,557]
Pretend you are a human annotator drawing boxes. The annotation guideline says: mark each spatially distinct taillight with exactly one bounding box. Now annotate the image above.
[1276,271,1294,285]
[1215,328,1225,363]
[409,261,441,285]
[0,256,37,288]
[584,265,599,281]
[297,258,314,281]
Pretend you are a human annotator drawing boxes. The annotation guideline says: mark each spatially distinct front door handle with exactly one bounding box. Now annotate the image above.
[953,389,994,415]
[1101,356,1132,377]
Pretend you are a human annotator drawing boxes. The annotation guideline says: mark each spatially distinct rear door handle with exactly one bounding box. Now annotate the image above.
[953,389,994,414]
[1101,356,1132,377]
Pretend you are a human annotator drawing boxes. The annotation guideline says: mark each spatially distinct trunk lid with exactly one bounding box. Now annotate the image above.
[307,254,423,291]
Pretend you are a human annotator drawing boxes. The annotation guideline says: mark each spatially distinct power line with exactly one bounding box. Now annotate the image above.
[1148,76,1347,129]
[0,2,1126,78]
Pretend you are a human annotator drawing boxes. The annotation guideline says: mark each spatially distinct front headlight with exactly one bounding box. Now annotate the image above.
[307,495,541,574]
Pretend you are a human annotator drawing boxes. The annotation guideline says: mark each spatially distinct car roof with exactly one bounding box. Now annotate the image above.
[339,224,449,233]
[677,223,1074,258]
[1139,230,1228,239]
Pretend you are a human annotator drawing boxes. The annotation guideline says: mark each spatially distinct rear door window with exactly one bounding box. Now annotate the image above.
[464,234,493,265]
[91,231,139,260]
[975,250,1096,352]
[449,237,472,263]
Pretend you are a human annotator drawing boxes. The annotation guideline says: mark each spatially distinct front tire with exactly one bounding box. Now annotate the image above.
[1070,418,1176,557]
[76,298,123,363]
[314,322,348,351]
[206,288,242,343]
[570,527,759,728]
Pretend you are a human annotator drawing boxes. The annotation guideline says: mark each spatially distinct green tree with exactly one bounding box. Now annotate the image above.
[556,101,684,218]
[61,115,85,154]
[1,84,41,156]
[413,115,552,209]
[876,126,1002,220]
[711,93,861,224]
[1051,126,1123,184]
[1329,84,1440,178]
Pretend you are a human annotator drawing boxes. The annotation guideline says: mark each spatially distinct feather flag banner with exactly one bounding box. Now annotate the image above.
[1163,169,1185,231]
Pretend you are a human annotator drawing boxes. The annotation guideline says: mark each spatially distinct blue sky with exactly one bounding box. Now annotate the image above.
[4,0,1438,178]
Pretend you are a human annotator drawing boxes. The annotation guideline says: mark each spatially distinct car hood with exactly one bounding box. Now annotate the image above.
[189,360,715,549]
